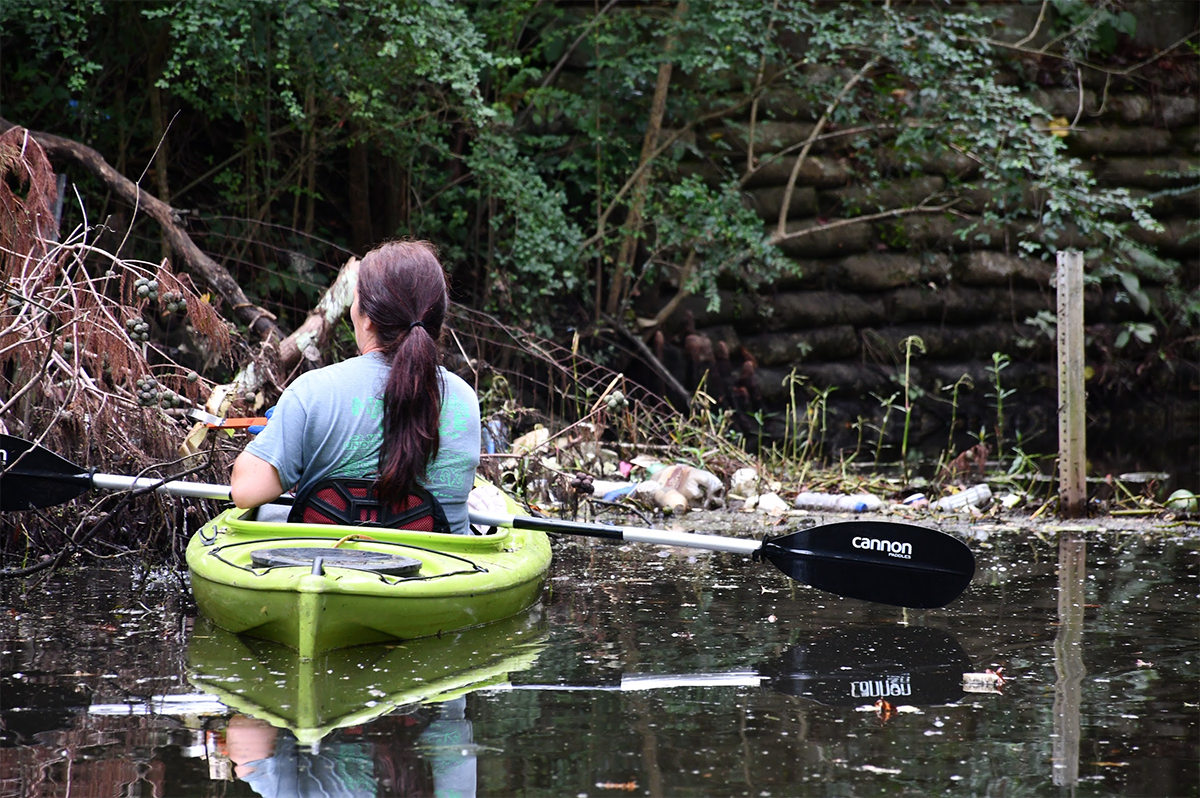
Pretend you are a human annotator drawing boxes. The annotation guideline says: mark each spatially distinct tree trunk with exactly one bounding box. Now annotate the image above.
[348,135,372,252]
[603,0,687,318]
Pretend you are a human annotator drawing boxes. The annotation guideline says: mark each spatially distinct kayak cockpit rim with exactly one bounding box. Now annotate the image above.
[204,506,523,551]
[200,534,489,585]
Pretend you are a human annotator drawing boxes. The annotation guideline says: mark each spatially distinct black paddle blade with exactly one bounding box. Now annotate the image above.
[759,521,975,608]
[0,434,93,511]
[758,625,971,706]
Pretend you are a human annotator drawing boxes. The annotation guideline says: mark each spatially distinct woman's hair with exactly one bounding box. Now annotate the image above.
[355,240,448,503]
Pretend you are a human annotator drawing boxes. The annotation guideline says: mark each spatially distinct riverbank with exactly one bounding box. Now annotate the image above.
[585,503,1200,543]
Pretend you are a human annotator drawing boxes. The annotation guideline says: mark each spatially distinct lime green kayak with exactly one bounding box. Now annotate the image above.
[186,488,552,659]
[187,611,547,745]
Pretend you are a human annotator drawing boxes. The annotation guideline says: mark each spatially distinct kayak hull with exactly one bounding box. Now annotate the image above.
[186,496,551,658]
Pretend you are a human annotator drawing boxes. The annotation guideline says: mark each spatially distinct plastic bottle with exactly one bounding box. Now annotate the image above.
[933,484,992,511]
[793,492,883,512]
[481,418,509,454]
[590,479,637,501]
[653,464,726,509]
[633,481,688,514]
[729,467,759,497]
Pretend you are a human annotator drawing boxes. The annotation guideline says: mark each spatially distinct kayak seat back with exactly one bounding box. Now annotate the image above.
[287,478,451,533]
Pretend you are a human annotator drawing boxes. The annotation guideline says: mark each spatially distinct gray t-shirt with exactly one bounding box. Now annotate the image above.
[245,353,480,534]
[239,734,375,798]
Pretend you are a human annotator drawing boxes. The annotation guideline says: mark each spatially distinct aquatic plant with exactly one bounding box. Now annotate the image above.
[987,352,1015,461]
[899,335,927,480]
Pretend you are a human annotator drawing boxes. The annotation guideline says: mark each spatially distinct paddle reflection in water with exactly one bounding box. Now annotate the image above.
[755,625,971,708]
[487,625,972,712]
[12,530,1192,796]
[85,612,974,796]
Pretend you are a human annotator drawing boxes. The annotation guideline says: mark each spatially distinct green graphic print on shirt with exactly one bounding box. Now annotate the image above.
[329,395,383,480]
[424,389,477,503]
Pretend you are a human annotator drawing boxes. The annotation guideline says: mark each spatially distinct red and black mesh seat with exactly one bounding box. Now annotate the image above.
[287,478,451,533]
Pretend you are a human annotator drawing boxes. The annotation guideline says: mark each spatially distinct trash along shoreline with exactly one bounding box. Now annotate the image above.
[491,426,1200,543]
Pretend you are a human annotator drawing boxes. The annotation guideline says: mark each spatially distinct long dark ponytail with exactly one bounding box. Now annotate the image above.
[356,241,449,504]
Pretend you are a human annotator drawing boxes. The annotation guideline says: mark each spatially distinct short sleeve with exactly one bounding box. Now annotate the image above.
[243,384,309,492]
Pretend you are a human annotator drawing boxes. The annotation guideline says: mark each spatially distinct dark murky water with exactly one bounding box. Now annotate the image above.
[1,523,1196,797]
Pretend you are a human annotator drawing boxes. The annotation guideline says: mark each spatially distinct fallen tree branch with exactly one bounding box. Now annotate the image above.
[0,117,284,342]
[181,255,361,456]
[277,255,360,374]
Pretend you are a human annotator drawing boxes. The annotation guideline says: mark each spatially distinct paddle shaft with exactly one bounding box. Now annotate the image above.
[67,475,961,580]
[487,672,765,693]
[3,452,755,551]
[467,511,762,556]
[83,477,753,557]
[19,467,760,559]
[91,473,233,502]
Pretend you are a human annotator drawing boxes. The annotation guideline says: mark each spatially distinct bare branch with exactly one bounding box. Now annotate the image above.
[0,117,284,343]
[575,88,767,259]
[775,55,882,239]
[1013,0,1051,49]
[983,28,1200,77]
[769,200,959,246]
[746,0,784,173]
[606,0,688,318]
[515,0,623,129]
[638,248,697,330]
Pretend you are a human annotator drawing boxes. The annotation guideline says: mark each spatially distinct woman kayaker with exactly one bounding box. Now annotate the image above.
[229,240,481,534]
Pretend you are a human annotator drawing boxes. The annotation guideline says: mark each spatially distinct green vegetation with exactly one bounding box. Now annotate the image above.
[0,0,1176,331]
[0,1,1194,558]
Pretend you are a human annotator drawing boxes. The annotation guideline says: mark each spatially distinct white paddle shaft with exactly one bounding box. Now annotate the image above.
[91,473,233,501]
[469,511,763,556]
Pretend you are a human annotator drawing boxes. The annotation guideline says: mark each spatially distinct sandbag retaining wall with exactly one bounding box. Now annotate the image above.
[637,2,1198,475]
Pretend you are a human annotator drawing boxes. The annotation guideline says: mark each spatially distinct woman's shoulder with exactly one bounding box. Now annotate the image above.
[438,367,478,397]
[292,355,385,391]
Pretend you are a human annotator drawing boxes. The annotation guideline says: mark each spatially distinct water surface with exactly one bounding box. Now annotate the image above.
[1,522,1196,797]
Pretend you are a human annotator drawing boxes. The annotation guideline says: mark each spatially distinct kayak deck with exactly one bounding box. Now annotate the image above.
[187,504,552,658]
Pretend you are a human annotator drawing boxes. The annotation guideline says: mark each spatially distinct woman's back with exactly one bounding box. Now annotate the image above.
[242,355,480,533]
[231,240,481,532]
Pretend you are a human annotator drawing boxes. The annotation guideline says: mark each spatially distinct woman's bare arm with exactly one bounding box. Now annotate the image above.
[230,450,285,508]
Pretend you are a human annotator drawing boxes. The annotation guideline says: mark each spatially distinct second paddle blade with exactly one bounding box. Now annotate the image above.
[759,521,976,609]
[0,434,93,511]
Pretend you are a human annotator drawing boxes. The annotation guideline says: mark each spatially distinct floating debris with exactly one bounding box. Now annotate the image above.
[962,668,1005,693]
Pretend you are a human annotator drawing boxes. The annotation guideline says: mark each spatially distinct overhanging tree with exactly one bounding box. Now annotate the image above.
[0,0,1182,338]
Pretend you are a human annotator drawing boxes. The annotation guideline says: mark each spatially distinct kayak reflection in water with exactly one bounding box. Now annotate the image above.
[223,698,476,798]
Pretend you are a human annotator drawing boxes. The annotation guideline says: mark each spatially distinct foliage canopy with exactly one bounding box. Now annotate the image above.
[0,0,1186,334]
